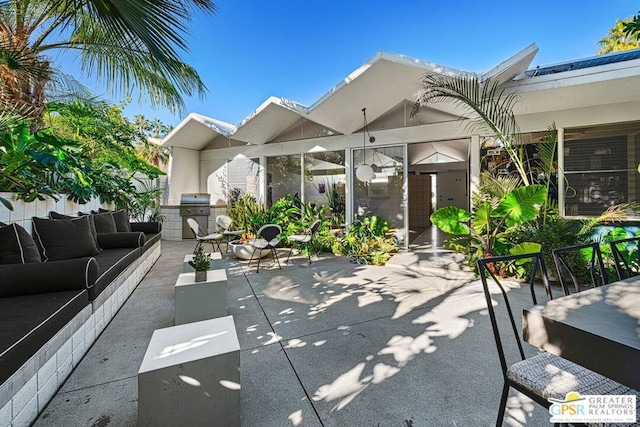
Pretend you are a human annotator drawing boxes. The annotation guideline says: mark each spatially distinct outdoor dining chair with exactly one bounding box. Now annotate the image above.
[478,252,638,426]
[216,215,243,251]
[609,236,640,280]
[249,224,282,272]
[187,218,223,253]
[286,219,322,264]
[552,242,608,296]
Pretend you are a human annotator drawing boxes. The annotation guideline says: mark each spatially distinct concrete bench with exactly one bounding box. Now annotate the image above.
[138,316,240,427]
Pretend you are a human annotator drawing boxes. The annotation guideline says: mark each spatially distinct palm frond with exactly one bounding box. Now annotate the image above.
[413,74,529,185]
[477,172,521,201]
[577,202,640,236]
[43,0,216,64]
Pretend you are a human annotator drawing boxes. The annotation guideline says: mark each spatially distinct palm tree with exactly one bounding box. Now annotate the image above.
[412,74,530,185]
[598,19,640,54]
[0,0,216,128]
[136,138,169,169]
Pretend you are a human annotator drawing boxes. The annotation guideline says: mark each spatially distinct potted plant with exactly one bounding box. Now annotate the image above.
[189,246,211,282]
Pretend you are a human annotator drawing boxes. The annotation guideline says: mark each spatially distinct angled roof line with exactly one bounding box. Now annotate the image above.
[235,96,309,131]
[480,43,538,83]
[308,51,472,112]
[161,112,236,147]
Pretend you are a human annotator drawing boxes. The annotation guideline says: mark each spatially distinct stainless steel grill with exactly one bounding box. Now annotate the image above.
[180,193,211,239]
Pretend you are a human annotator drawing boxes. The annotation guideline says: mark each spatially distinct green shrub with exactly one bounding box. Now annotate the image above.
[334,216,397,265]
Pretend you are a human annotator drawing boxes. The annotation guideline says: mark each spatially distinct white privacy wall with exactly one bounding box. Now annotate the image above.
[0,194,105,234]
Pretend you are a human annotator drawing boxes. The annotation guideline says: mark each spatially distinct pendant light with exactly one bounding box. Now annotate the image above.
[356,108,376,182]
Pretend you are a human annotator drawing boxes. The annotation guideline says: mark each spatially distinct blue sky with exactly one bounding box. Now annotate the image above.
[102,1,638,128]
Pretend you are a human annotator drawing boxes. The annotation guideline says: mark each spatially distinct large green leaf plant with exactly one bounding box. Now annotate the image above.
[430,185,546,268]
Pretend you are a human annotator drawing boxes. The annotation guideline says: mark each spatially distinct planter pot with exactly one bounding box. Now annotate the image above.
[194,270,208,282]
[228,240,269,260]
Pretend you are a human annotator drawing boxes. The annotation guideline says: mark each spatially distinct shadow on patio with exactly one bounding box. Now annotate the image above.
[35,236,553,427]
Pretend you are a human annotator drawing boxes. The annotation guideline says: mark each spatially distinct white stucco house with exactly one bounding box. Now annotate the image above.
[160,44,640,244]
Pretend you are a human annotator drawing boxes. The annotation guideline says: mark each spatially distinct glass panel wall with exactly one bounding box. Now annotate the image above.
[353,145,405,236]
[266,154,302,207]
[303,150,346,225]
[227,156,260,202]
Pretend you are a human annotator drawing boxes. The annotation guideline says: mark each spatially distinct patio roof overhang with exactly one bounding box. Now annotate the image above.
[163,45,540,149]
[505,54,640,115]
[162,113,236,150]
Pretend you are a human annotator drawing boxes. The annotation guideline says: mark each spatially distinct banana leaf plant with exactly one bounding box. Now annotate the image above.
[430,184,547,270]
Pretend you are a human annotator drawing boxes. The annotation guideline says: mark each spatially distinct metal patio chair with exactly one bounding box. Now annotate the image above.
[216,215,243,251]
[286,219,322,264]
[609,236,640,280]
[187,218,223,253]
[553,242,608,296]
[478,252,637,426]
[249,224,282,272]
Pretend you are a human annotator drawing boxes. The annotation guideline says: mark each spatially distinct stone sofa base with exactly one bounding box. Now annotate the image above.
[0,240,161,427]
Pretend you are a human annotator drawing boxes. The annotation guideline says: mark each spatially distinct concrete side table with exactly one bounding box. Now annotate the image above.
[175,270,227,325]
[138,316,240,427]
[183,251,222,272]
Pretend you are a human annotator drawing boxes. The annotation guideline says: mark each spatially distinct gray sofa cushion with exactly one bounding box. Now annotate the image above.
[32,216,100,261]
[0,223,41,264]
[0,290,88,384]
[90,247,140,301]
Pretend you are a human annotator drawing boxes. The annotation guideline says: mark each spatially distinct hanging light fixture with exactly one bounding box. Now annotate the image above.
[355,108,376,182]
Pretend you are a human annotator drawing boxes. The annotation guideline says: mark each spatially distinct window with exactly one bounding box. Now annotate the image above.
[562,123,640,218]
[266,155,301,207]
[304,150,346,225]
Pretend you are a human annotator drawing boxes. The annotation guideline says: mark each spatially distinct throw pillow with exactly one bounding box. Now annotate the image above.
[32,216,100,261]
[54,211,100,249]
[85,211,117,234]
[49,211,73,219]
[94,208,130,232]
[0,223,41,264]
[111,209,131,232]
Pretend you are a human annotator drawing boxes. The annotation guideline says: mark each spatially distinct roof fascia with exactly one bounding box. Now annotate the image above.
[308,51,472,113]
[479,43,538,84]
[162,112,236,146]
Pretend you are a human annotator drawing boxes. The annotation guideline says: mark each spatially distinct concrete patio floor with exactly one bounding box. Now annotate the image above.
[34,232,558,426]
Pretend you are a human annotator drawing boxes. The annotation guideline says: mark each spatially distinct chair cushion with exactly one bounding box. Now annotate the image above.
[32,216,100,261]
[507,352,640,401]
[201,233,223,240]
[0,223,41,264]
[288,234,310,243]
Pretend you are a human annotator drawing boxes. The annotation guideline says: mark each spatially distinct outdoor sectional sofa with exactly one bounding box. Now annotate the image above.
[0,210,161,426]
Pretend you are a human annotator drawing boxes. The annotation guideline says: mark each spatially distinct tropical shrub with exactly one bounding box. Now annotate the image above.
[430,185,547,272]
[333,216,397,265]
[127,181,166,222]
[226,193,264,234]
[0,121,92,207]
[600,227,640,279]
